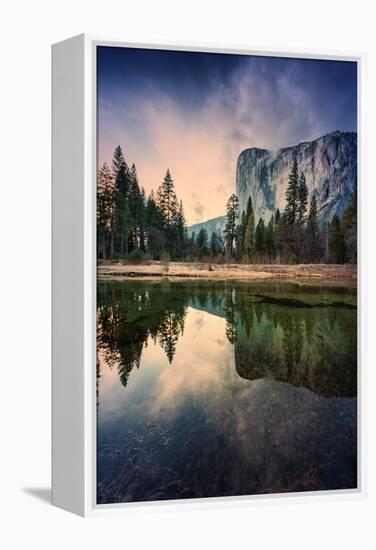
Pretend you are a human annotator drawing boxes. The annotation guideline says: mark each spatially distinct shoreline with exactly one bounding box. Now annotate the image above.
[97,261,357,283]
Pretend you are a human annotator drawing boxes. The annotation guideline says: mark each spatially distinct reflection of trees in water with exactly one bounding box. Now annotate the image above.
[96,354,101,407]
[157,311,185,364]
[309,316,356,397]
[225,288,237,344]
[220,284,356,397]
[282,317,304,383]
[97,282,187,388]
[97,281,356,397]
[234,300,356,398]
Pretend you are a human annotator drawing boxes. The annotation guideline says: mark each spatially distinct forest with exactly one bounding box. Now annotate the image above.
[97,146,357,265]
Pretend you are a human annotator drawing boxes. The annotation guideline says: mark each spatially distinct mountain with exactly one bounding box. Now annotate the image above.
[236,131,357,223]
[187,215,226,239]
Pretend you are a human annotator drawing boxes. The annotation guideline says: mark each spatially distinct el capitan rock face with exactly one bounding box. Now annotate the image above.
[236,131,357,223]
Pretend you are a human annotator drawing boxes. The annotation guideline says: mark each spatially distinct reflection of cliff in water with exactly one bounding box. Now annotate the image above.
[97,280,357,398]
[234,301,357,398]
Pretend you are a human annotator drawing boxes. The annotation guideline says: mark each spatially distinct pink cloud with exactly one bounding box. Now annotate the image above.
[98,60,323,225]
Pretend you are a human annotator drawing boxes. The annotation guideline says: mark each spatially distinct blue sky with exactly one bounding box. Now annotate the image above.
[97,46,357,224]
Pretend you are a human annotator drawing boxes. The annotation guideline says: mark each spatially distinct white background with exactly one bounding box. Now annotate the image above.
[1,0,375,548]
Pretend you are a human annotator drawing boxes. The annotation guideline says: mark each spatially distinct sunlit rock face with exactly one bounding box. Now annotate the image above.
[236,131,357,223]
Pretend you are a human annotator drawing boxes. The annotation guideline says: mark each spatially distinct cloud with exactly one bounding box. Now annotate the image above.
[214,184,226,194]
[191,193,205,221]
[193,202,205,220]
[150,308,233,413]
[98,57,352,225]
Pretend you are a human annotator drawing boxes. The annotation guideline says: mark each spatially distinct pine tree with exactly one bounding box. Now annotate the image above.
[157,169,179,255]
[243,197,255,258]
[285,159,299,225]
[343,189,357,263]
[112,145,129,189]
[307,194,318,231]
[297,172,308,225]
[255,218,266,256]
[145,190,165,259]
[146,190,163,228]
[128,163,145,250]
[245,196,253,218]
[329,215,346,263]
[175,200,187,257]
[139,187,147,251]
[305,194,322,261]
[157,169,178,228]
[265,216,275,261]
[274,208,283,261]
[224,194,239,259]
[112,145,131,255]
[236,211,246,259]
[196,228,209,257]
[284,161,308,262]
[188,231,198,258]
[97,162,114,259]
[210,232,223,256]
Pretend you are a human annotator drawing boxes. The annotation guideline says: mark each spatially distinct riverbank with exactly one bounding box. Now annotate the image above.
[97,261,357,282]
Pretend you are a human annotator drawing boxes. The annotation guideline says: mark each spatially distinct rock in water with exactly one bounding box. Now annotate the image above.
[236,131,357,223]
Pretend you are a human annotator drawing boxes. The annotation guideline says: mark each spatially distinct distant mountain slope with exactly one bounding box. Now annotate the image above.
[187,215,226,239]
[236,131,357,223]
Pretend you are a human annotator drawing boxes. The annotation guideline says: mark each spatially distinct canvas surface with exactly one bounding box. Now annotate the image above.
[96,46,358,504]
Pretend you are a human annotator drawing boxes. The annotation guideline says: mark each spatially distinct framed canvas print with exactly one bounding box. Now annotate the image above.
[52,35,365,516]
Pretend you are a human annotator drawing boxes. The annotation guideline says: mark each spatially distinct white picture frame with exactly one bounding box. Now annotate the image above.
[52,34,366,517]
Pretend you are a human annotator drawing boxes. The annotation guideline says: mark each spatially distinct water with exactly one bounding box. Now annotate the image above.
[96,279,357,504]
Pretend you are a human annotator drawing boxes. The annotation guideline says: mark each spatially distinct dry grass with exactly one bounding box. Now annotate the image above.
[97,261,357,282]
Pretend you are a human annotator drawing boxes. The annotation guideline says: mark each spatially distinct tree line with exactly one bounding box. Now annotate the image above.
[98,147,357,264]
[97,145,187,261]
[220,158,357,264]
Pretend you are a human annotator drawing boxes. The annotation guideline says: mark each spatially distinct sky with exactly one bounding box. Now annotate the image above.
[97,46,357,225]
